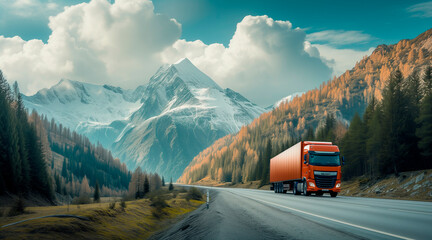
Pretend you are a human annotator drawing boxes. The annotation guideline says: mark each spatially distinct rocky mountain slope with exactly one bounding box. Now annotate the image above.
[23,79,145,147]
[112,58,265,180]
[24,58,265,180]
[178,28,432,184]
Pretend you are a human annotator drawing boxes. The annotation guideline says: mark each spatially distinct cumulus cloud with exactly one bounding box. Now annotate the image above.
[0,0,371,106]
[161,15,332,106]
[407,1,432,18]
[307,30,373,46]
[0,0,181,94]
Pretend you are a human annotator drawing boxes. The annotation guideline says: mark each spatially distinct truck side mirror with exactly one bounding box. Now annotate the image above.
[342,156,345,166]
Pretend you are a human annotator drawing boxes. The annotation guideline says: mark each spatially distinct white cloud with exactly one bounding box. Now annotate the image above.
[307,30,372,46]
[0,0,61,18]
[161,15,332,106]
[408,1,432,18]
[0,0,181,94]
[313,44,374,77]
[0,1,372,106]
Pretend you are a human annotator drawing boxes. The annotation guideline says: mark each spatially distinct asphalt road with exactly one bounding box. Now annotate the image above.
[150,187,432,240]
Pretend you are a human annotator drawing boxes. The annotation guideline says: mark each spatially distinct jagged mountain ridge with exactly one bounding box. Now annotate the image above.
[112,58,265,180]
[178,28,432,184]
[23,58,265,180]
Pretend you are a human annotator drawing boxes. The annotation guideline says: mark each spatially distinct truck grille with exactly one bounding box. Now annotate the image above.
[314,175,336,188]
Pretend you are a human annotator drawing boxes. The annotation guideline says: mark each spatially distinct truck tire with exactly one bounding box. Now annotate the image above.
[330,192,338,197]
[302,181,311,196]
[293,182,300,195]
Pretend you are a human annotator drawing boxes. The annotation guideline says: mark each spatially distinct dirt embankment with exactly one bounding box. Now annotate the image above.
[341,169,432,201]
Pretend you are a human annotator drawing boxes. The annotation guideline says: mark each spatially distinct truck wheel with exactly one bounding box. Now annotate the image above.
[330,192,338,197]
[293,182,299,195]
[274,184,277,193]
[303,182,311,196]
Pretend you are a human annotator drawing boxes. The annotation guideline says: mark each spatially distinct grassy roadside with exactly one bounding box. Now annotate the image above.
[0,188,204,239]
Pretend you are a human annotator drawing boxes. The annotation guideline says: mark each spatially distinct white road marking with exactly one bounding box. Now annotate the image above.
[233,191,414,240]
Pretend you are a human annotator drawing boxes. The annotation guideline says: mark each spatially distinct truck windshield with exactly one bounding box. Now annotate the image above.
[309,154,340,166]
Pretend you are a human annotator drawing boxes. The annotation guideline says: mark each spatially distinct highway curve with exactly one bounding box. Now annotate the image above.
[150,187,432,240]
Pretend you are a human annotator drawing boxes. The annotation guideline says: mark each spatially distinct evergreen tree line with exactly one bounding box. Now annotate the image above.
[37,112,132,198]
[250,65,432,184]
[0,71,52,200]
[340,67,432,179]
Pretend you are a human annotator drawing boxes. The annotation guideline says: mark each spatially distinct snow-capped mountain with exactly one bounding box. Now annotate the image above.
[23,58,265,180]
[23,79,145,146]
[268,92,303,110]
[112,58,265,180]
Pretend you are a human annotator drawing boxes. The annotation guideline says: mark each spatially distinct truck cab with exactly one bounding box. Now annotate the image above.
[301,142,342,197]
[270,141,343,197]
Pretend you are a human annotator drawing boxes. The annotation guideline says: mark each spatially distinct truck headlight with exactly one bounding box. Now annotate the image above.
[336,183,341,188]
[309,182,315,187]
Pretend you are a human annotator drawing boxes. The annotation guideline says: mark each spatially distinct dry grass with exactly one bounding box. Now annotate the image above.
[0,189,204,239]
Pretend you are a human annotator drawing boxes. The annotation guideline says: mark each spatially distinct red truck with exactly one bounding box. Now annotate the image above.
[270,141,344,197]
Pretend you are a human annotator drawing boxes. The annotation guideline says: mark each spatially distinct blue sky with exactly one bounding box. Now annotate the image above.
[154,0,432,50]
[0,0,431,105]
[2,0,431,49]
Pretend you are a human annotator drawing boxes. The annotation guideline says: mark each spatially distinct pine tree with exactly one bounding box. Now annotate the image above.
[341,113,366,178]
[169,178,174,191]
[260,139,272,186]
[61,158,67,179]
[417,93,432,162]
[143,175,149,196]
[304,127,315,140]
[94,181,100,203]
[55,173,61,193]
[417,66,432,165]
[13,81,29,194]
[381,70,409,175]
[366,103,383,177]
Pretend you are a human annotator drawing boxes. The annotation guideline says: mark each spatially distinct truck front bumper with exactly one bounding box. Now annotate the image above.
[306,179,341,193]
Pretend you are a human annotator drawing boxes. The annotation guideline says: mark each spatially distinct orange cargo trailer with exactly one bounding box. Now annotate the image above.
[270,141,344,197]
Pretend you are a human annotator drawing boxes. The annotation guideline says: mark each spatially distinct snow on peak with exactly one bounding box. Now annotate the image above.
[174,57,191,65]
[272,92,304,109]
[23,79,143,130]
[171,58,222,90]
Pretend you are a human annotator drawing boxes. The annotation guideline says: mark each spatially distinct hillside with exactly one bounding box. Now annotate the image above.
[178,28,432,184]
[0,70,132,205]
[37,111,131,201]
